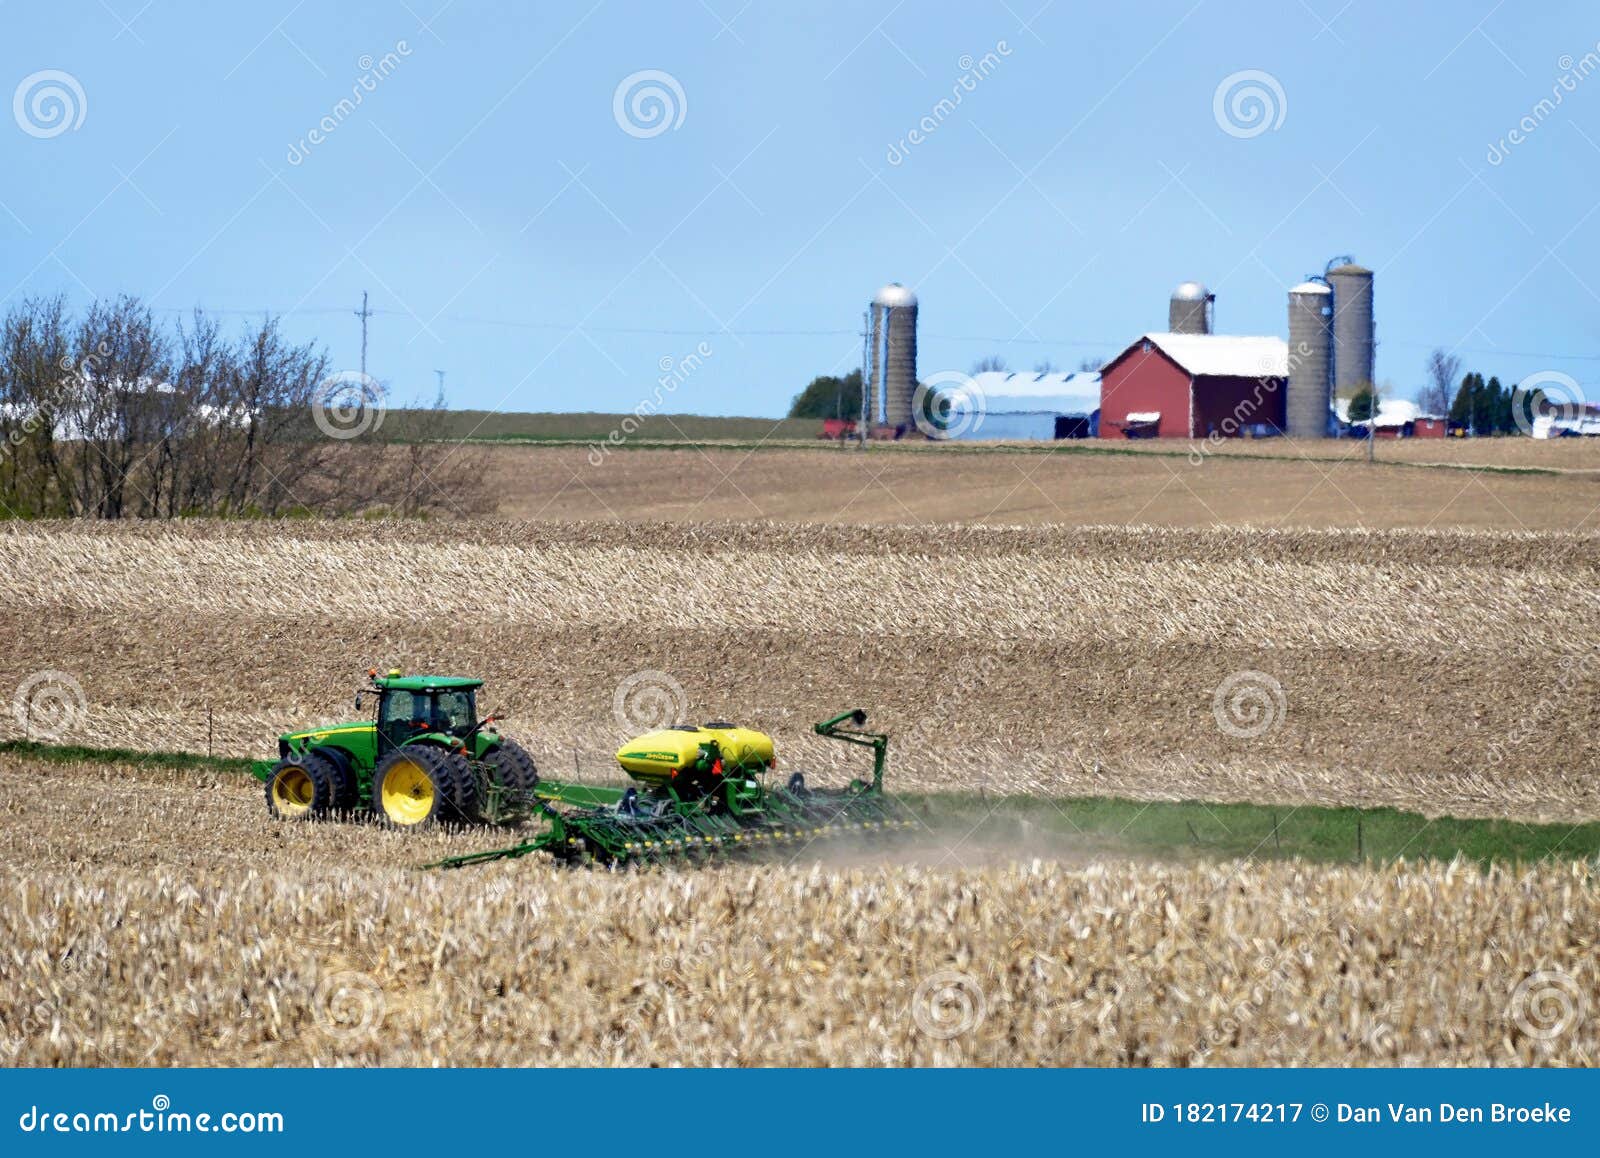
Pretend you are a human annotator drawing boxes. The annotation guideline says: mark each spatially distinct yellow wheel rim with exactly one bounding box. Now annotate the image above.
[271,766,315,817]
[380,758,436,826]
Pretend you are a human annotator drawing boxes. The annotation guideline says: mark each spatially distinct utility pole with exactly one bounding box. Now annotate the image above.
[1367,382,1376,464]
[356,291,371,378]
[434,369,446,403]
[859,309,870,447]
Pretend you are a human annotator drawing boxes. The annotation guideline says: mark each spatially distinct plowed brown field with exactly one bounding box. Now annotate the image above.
[2,519,1596,821]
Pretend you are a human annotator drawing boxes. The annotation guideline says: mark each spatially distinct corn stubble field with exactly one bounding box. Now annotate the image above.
[2,757,1596,1066]
[2,449,1599,1066]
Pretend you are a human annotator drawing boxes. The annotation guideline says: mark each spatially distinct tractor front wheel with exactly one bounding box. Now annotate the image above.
[265,753,342,821]
[372,746,472,829]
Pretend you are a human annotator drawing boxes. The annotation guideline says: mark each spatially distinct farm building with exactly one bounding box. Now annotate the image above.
[1098,332,1287,439]
[955,371,1101,440]
[1531,402,1600,438]
[1333,397,1446,439]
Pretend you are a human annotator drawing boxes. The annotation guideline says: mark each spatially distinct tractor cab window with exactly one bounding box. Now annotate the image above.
[378,690,424,749]
[433,690,476,737]
[377,686,476,747]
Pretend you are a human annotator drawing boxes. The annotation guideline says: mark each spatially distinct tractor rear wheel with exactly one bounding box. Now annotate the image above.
[372,746,474,829]
[265,753,341,820]
[481,737,539,821]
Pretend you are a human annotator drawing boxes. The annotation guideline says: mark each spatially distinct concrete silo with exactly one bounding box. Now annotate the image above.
[1168,281,1213,335]
[870,282,918,431]
[1286,281,1333,438]
[1326,263,1375,394]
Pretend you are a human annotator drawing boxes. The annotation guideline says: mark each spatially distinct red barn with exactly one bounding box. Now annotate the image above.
[1099,333,1288,439]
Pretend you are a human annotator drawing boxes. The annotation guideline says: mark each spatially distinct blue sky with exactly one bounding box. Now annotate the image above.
[3,1,1597,416]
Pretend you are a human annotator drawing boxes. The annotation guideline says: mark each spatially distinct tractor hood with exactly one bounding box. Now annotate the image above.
[279,720,374,746]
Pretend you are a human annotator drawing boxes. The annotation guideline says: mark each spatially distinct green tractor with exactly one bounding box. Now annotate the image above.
[258,669,917,866]
[258,669,538,828]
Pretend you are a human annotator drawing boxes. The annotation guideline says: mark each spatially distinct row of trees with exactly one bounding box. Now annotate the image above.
[1446,372,1521,436]
[0,295,490,519]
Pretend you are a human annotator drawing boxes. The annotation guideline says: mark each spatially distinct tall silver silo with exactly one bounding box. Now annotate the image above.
[867,302,885,424]
[1326,263,1375,394]
[1286,281,1333,438]
[871,282,918,430]
[1169,281,1213,334]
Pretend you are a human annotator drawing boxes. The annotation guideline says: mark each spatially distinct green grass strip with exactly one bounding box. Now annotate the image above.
[910,793,1600,866]
[4,740,1593,865]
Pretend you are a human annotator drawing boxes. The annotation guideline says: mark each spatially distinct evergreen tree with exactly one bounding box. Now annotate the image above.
[1347,385,1377,424]
[788,370,863,419]
[1471,375,1498,435]
[1487,376,1514,433]
[1448,372,1476,432]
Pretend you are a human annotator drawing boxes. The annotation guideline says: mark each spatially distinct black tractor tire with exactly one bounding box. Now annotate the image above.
[481,737,539,820]
[313,746,359,811]
[264,752,342,821]
[371,745,475,829]
[439,747,479,820]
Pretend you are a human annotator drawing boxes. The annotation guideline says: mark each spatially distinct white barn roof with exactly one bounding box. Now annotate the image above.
[971,370,1100,414]
[1333,397,1442,427]
[1130,333,1288,378]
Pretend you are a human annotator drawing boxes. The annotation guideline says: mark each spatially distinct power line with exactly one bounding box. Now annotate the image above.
[143,305,1600,363]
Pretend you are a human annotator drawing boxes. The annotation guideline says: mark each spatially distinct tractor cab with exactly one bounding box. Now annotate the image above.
[365,670,484,756]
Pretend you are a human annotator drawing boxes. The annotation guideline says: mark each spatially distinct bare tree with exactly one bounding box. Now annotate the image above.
[970,354,1008,374]
[1078,356,1104,373]
[1420,348,1461,416]
[381,379,494,518]
[0,295,494,519]
[0,295,74,516]
[69,295,171,518]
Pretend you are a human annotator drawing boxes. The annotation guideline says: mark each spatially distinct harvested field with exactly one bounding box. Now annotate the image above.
[0,755,1594,1066]
[1,520,1598,822]
[480,443,1600,528]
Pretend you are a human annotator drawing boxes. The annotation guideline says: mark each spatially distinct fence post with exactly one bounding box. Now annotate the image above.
[1356,814,1364,862]
[207,706,214,759]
